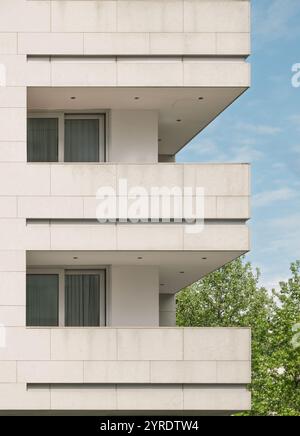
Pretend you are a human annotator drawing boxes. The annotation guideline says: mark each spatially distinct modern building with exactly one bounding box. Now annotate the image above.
[0,0,251,415]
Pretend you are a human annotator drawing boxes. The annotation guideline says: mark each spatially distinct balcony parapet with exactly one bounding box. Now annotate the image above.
[0,327,251,412]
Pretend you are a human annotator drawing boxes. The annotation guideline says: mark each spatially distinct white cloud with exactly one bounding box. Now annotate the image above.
[255,126,282,135]
[288,115,300,131]
[181,138,228,162]
[292,145,300,153]
[236,122,282,135]
[261,214,300,261]
[238,137,259,146]
[185,139,217,156]
[253,188,298,208]
[270,213,300,229]
[289,114,300,124]
[272,162,286,170]
[260,276,289,292]
[230,145,264,163]
[182,138,265,163]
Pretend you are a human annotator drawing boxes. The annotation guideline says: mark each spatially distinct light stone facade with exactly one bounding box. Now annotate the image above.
[0,0,251,415]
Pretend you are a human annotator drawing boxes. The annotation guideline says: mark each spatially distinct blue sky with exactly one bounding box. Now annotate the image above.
[177,0,300,289]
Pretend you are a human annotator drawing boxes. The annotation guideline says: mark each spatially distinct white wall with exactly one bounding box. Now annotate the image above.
[0,327,251,412]
[0,0,251,413]
[109,266,159,326]
[109,110,158,163]
[2,1,250,56]
[159,294,176,327]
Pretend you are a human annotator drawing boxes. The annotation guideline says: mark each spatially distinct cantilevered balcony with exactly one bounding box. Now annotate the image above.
[0,162,250,293]
[0,327,251,414]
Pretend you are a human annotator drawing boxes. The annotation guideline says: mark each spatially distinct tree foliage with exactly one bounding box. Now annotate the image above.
[176,257,300,416]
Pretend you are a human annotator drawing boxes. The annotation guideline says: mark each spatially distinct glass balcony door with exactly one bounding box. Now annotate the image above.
[26,274,59,326]
[26,270,106,327]
[65,271,106,327]
[27,113,106,163]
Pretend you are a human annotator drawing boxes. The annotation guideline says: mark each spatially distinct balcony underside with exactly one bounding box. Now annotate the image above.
[27,249,247,294]
[28,85,248,156]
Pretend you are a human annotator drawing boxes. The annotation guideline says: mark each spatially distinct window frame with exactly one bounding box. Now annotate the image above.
[26,268,107,327]
[27,112,107,163]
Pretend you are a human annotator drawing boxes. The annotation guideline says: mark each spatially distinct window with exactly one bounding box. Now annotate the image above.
[65,273,103,326]
[26,274,59,326]
[64,116,102,162]
[27,118,58,162]
[26,270,106,327]
[27,113,106,163]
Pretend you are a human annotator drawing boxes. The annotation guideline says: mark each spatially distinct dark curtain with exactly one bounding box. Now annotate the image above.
[27,118,58,162]
[65,274,100,326]
[64,119,99,162]
[26,274,59,326]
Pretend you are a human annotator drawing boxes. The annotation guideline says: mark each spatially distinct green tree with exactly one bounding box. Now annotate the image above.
[177,256,272,333]
[250,261,300,416]
[176,257,300,416]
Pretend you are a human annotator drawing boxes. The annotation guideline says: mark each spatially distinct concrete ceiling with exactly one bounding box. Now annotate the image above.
[27,250,246,294]
[27,86,246,156]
